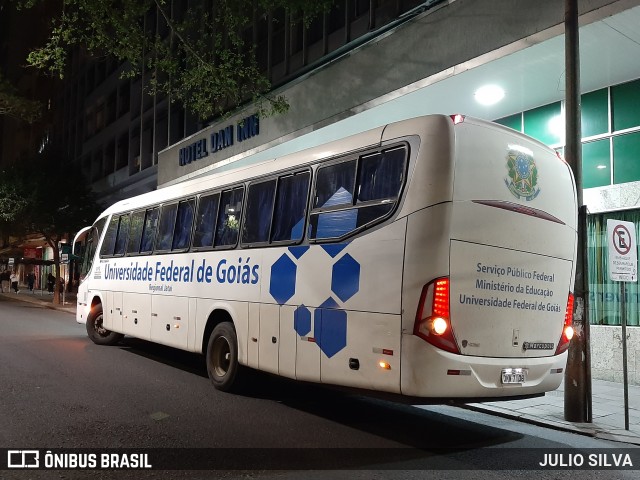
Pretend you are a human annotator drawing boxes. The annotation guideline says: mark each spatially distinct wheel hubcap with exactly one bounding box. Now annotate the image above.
[94,314,108,336]
[212,335,231,378]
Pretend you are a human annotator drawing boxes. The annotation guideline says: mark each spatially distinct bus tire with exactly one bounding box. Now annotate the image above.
[206,322,241,392]
[86,305,123,346]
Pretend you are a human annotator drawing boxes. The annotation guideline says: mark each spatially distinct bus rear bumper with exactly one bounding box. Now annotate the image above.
[400,335,567,399]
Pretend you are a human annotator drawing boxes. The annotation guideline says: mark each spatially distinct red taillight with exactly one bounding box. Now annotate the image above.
[556,293,575,355]
[432,278,450,318]
[450,114,465,125]
[414,277,460,354]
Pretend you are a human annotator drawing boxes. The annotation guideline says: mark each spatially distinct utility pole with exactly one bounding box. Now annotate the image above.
[563,0,592,423]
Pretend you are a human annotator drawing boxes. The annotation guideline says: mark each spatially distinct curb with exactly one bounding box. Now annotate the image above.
[459,404,640,446]
[0,292,76,315]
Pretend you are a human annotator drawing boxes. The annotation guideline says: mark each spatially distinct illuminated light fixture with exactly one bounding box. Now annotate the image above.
[432,317,448,335]
[597,165,607,169]
[547,114,565,142]
[565,325,574,341]
[474,85,505,106]
[378,361,391,370]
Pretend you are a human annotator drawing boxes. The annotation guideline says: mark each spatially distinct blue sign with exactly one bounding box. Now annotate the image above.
[178,114,260,167]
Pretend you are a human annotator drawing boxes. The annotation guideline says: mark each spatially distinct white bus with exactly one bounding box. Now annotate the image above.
[74,114,577,400]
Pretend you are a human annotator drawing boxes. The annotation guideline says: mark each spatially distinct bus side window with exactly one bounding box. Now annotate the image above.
[156,203,178,251]
[357,147,406,203]
[127,210,145,255]
[193,193,220,249]
[172,199,195,250]
[215,187,244,247]
[271,172,310,243]
[100,216,119,257]
[140,207,160,254]
[242,179,276,245]
[313,160,356,209]
[310,160,357,240]
[113,214,131,256]
[309,146,408,241]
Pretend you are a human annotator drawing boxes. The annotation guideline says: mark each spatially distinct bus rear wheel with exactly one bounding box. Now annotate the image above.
[86,305,123,346]
[206,322,240,392]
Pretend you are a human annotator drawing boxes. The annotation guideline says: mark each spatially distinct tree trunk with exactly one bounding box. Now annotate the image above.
[48,236,61,305]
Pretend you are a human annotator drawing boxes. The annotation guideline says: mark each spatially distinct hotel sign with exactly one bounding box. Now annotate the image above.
[178,114,260,167]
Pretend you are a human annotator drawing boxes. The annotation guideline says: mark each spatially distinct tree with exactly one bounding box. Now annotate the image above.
[0,147,101,304]
[0,71,42,123]
[16,0,335,120]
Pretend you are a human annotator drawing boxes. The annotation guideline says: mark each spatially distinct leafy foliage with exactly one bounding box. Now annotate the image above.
[0,147,101,302]
[18,0,336,120]
[0,71,42,123]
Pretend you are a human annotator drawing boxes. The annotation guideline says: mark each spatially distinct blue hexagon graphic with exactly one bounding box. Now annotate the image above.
[314,297,347,358]
[331,254,360,302]
[294,305,311,337]
[270,254,297,305]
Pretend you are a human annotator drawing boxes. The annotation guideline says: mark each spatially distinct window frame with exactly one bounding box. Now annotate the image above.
[99,215,120,258]
[112,213,131,257]
[154,201,180,253]
[191,191,222,252]
[138,206,160,255]
[240,176,278,248]
[308,143,409,243]
[240,168,312,249]
[213,185,245,250]
[269,169,312,247]
[170,198,196,252]
[95,141,408,257]
[126,209,147,256]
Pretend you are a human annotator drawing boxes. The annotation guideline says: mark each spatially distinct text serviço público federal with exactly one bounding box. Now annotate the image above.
[476,262,555,282]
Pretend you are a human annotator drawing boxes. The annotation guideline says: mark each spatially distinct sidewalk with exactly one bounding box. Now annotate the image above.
[463,378,640,445]
[1,289,639,445]
[0,288,77,315]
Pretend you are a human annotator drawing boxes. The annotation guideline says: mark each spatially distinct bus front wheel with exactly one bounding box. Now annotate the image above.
[86,305,124,346]
[206,322,240,392]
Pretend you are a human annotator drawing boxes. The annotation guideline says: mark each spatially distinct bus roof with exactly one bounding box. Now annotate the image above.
[96,114,559,221]
[99,121,390,219]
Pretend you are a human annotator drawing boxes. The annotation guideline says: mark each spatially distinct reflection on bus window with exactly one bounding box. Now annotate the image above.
[156,203,178,251]
[215,188,244,247]
[140,207,159,253]
[173,199,195,250]
[193,193,220,249]
[271,172,310,243]
[243,180,276,244]
[114,214,130,256]
[127,210,145,254]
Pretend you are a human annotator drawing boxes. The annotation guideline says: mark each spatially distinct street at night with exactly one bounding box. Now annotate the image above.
[0,296,637,479]
[3,1,640,478]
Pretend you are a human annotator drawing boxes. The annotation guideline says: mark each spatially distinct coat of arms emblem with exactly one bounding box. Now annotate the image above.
[505,148,540,200]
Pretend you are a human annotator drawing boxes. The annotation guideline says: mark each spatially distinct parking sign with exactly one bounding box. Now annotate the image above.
[607,219,638,282]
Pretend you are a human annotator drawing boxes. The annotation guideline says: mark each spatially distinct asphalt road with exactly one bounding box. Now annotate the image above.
[0,296,637,479]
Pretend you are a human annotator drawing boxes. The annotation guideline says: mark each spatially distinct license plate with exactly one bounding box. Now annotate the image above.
[501,368,526,384]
